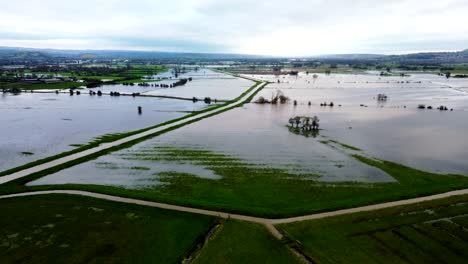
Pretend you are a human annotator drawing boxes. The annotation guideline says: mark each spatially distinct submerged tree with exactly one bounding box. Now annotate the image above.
[288,115,320,131]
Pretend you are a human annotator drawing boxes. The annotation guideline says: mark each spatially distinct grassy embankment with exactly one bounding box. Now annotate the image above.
[279,194,468,263]
[0,194,215,263]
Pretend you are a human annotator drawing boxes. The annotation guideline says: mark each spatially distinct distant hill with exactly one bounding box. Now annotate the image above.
[311,50,468,64]
[0,46,263,60]
[1,46,468,65]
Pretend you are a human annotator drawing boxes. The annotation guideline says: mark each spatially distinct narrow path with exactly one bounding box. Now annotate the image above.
[2,188,468,239]
[0,81,265,185]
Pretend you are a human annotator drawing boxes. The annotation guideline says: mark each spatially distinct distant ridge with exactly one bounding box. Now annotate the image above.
[1,46,468,64]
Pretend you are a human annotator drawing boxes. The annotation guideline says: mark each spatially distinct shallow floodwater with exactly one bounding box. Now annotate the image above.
[29,105,394,188]
[0,92,207,172]
[28,72,468,189]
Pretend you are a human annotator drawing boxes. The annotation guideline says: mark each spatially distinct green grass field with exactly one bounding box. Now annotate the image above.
[0,194,215,263]
[194,220,298,264]
[1,81,88,90]
[279,194,468,263]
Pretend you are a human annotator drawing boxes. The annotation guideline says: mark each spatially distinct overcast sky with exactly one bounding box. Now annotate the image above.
[0,0,467,56]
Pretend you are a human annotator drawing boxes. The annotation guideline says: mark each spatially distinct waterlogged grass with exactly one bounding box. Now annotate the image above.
[329,140,362,151]
[194,220,298,264]
[279,194,468,263]
[0,194,215,263]
[14,144,468,219]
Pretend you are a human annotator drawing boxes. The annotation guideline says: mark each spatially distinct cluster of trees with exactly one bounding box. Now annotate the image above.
[377,94,388,101]
[320,102,335,107]
[88,90,102,96]
[288,116,320,131]
[255,90,289,104]
[418,104,453,111]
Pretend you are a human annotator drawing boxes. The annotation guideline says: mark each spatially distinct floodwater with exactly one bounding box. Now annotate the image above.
[80,69,253,100]
[28,72,468,189]
[143,70,253,100]
[249,72,468,174]
[1,69,251,173]
[0,92,206,172]
[251,72,468,108]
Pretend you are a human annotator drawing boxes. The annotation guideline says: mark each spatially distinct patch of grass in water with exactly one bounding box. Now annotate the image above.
[329,140,362,151]
[318,138,362,152]
[20,152,34,156]
[95,162,150,171]
[129,166,151,171]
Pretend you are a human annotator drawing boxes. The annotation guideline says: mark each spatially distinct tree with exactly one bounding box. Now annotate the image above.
[311,116,320,131]
[294,117,301,128]
[303,117,310,131]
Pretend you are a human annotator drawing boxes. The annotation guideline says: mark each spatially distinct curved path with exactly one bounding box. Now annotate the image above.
[2,188,468,239]
[0,81,265,185]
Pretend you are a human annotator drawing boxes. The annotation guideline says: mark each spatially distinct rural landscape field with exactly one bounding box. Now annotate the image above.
[2,0,468,263]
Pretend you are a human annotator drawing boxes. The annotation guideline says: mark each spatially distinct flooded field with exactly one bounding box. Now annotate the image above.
[250,72,468,174]
[251,72,468,108]
[29,72,468,190]
[0,92,207,172]
[1,69,252,173]
[143,70,252,100]
[80,69,253,100]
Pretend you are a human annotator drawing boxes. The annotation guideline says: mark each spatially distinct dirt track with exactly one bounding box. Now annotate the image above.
[2,188,468,239]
